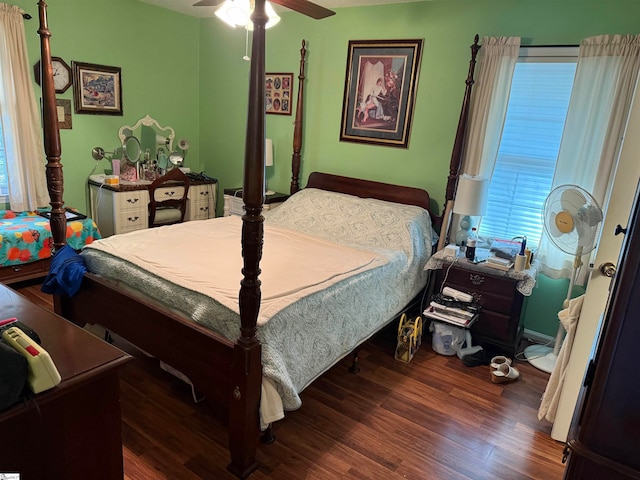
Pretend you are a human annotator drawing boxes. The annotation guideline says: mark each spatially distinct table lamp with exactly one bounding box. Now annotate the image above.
[452,175,489,246]
[265,138,274,195]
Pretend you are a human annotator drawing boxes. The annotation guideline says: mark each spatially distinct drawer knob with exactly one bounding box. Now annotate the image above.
[127,216,139,223]
[127,198,139,204]
[164,191,176,197]
[469,274,485,286]
[200,191,209,196]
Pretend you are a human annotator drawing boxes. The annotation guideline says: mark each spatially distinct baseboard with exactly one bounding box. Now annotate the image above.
[523,328,555,347]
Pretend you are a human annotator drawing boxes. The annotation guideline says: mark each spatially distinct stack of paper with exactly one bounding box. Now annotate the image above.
[485,255,514,271]
[423,302,478,327]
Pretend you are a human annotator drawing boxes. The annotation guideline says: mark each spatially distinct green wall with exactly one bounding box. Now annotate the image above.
[13,0,640,337]
[15,0,201,212]
[198,0,639,337]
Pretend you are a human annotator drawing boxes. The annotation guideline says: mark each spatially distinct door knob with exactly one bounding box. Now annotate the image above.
[599,262,616,278]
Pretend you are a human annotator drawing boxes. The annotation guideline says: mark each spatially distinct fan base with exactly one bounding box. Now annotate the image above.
[524,344,557,374]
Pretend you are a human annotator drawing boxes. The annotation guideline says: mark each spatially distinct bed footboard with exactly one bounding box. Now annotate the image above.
[55,273,262,476]
[55,274,235,408]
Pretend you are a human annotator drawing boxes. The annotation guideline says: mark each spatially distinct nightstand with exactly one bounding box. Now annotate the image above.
[425,250,539,355]
[223,188,289,216]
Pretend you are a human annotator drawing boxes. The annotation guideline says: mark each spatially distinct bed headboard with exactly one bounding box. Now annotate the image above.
[306,171,437,225]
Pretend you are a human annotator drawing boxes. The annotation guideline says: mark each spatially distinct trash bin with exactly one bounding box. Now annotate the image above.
[429,321,466,356]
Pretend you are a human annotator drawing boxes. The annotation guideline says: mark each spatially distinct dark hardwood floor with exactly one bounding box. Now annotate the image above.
[16,281,567,479]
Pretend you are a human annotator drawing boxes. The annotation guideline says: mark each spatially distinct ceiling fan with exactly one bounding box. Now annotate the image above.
[193,0,335,19]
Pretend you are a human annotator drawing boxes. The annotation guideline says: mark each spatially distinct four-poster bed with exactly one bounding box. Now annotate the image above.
[35,0,480,476]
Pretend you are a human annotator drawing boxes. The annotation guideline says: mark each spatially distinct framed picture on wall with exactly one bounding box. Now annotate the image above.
[340,39,424,148]
[72,61,123,115]
[266,72,293,115]
[56,99,72,129]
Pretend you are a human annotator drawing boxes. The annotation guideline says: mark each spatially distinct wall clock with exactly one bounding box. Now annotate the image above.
[33,56,72,94]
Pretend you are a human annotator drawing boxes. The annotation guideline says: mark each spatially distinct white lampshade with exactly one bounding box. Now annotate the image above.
[264,138,274,195]
[453,175,489,216]
[265,138,274,167]
[215,0,280,29]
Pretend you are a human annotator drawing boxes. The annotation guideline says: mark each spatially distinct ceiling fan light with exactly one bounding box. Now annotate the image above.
[265,2,281,28]
[245,1,281,30]
[215,0,251,27]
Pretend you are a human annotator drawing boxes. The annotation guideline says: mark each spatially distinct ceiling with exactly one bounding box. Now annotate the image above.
[139,0,429,18]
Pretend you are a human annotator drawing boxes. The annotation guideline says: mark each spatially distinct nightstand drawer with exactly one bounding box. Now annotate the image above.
[445,267,518,298]
[472,310,516,344]
[445,279,515,314]
[444,268,518,312]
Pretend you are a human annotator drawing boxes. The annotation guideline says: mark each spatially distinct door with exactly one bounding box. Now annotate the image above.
[550,85,640,442]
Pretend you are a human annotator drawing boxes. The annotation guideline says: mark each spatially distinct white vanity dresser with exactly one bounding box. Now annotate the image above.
[88,115,217,237]
[88,179,217,237]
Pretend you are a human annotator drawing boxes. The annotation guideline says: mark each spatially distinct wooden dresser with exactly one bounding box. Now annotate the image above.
[89,178,217,236]
[433,259,530,355]
[0,284,131,480]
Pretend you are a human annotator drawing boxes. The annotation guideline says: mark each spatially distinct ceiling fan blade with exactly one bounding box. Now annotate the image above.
[193,0,223,6]
[270,0,335,19]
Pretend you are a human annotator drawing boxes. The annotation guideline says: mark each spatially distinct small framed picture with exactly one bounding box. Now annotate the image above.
[72,61,123,115]
[266,72,293,115]
[56,99,72,129]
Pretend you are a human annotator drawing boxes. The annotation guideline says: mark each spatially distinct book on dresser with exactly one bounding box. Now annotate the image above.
[485,255,514,271]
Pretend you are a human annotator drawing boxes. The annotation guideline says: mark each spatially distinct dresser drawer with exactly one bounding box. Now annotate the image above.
[188,184,216,221]
[153,185,186,202]
[472,310,517,344]
[0,258,51,284]
[443,267,518,314]
[117,211,147,233]
[190,203,214,220]
[118,190,147,212]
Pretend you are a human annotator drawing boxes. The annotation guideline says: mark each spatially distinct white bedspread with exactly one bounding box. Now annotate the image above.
[85,216,386,326]
[82,188,434,413]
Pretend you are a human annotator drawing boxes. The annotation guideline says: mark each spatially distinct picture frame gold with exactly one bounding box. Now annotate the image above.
[340,39,424,148]
[72,61,122,115]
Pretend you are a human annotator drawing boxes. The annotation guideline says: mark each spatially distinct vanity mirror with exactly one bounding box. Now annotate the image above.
[117,115,188,178]
[118,114,175,154]
[91,134,141,162]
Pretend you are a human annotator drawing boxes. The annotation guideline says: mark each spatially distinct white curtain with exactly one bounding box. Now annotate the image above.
[537,34,640,283]
[448,37,520,238]
[0,4,49,211]
[461,36,520,177]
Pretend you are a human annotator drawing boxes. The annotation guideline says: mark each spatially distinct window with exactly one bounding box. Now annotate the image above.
[479,47,578,248]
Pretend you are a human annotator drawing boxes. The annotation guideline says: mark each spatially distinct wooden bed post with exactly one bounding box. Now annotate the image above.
[290,40,306,194]
[436,34,481,251]
[228,0,267,477]
[37,0,66,251]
